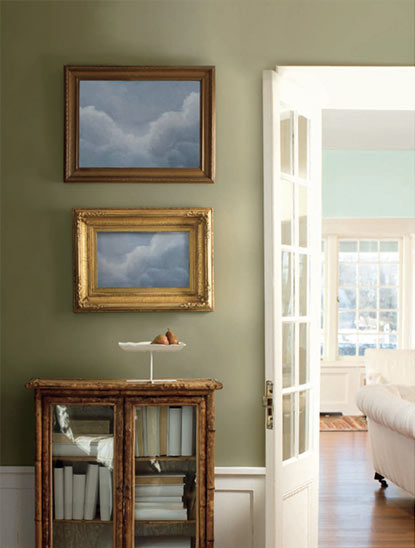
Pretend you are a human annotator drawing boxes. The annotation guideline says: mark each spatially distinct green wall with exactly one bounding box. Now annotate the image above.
[323,150,415,218]
[1,0,414,466]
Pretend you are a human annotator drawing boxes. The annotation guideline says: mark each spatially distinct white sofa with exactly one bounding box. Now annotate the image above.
[356,349,415,496]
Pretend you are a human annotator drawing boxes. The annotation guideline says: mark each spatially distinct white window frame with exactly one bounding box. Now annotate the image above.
[322,218,415,366]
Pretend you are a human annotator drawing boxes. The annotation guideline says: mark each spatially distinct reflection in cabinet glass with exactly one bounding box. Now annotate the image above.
[26,378,222,548]
[52,405,115,547]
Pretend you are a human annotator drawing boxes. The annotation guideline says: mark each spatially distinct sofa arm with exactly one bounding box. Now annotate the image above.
[357,384,415,440]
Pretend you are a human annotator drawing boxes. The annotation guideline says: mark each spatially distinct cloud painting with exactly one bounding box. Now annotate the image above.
[97,231,190,288]
[79,81,201,168]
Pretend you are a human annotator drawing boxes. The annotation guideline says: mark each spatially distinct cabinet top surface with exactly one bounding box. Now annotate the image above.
[25,377,223,391]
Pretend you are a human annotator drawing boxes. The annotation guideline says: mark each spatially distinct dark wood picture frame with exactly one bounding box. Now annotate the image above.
[64,65,215,183]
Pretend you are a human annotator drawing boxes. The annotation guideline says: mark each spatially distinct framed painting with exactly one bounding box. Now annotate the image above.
[73,208,214,311]
[64,66,215,183]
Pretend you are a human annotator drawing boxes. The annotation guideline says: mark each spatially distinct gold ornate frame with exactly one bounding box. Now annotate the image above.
[73,208,213,312]
[64,66,215,183]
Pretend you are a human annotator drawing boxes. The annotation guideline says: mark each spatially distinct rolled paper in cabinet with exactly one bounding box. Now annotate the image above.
[84,464,99,520]
[135,408,145,457]
[146,407,160,457]
[168,407,182,457]
[181,407,194,456]
[64,466,73,520]
[99,467,113,521]
[72,474,86,520]
[159,406,168,456]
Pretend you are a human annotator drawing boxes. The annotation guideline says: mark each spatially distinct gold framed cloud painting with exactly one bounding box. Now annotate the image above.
[64,66,215,183]
[73,208,213,312]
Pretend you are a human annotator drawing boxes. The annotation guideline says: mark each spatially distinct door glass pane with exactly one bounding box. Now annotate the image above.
[298,185,308,248]
[282,251,294,316]
[283,393,295,461]
[52,405,114,547]
[280,114,293,175]
[298,115,309,179]
[134,405,196,547]
[299,323,309,385]
[299,254,308,316]
[282,323,295,388]
[281,179,294,245]
[299,391,310,455]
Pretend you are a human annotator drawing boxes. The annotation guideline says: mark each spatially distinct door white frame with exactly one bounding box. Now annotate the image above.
[263,68,322,548]
[263,65,415,548]
[276,66,415,111]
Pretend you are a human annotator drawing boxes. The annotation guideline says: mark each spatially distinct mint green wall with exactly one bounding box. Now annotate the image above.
[1,0,414,466]
[323,150,415,218]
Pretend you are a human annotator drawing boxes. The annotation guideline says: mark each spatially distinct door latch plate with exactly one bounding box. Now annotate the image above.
[262,380,273,430]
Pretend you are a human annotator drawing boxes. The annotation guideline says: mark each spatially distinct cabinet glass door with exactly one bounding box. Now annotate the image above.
[49,402,121,548]
[130,403,199,548]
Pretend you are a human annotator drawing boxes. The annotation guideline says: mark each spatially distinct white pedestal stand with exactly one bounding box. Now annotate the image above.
[118,341,186,383]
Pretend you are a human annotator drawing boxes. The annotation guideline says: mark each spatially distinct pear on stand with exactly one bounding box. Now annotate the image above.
[151,333,169,345]
[165,328,179,345]
[118,335,186,383]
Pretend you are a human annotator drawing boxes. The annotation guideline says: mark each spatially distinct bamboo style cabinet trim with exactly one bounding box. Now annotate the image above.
[26,378,223,548]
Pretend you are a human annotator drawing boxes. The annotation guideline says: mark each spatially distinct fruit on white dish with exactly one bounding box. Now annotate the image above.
[151,334,169,345]
[165,328,179,345]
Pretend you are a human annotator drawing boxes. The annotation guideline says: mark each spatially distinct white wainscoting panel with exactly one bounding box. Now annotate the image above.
[320,363,366,415]
[0,466,266,548]
[215,467,265,548]
[0,467,35,548]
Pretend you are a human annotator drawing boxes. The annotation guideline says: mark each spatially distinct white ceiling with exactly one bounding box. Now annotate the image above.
[322,110,415,150]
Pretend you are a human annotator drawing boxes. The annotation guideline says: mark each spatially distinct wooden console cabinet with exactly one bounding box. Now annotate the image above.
[26,378,222,548]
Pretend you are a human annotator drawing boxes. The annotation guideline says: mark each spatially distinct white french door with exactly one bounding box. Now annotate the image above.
[263,69,322,548]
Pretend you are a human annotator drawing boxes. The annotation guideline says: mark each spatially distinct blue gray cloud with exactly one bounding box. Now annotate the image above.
[79,81,200,168]
[97,232,190,288]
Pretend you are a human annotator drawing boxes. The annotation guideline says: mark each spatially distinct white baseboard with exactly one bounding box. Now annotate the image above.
[0,466,265,548]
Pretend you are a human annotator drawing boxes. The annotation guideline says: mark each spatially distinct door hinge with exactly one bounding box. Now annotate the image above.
[262,380,274,430]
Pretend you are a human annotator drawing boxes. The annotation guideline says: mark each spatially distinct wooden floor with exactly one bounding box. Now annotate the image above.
[319,431,415,548]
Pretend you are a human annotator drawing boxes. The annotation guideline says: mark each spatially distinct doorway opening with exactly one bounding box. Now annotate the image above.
[263,66,415,548]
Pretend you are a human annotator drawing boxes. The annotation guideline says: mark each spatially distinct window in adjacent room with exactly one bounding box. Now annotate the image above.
[321,220,414,362]
[337,238,400,357]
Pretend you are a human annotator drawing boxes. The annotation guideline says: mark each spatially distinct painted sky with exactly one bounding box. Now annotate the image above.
[79,80,201,168]
[97,231,190,288]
